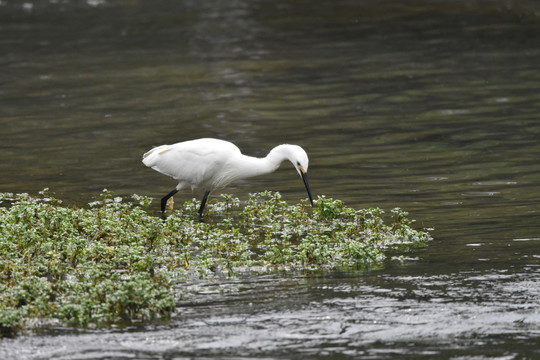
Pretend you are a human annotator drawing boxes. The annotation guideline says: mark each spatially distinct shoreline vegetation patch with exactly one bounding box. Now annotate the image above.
[0,189,431,336]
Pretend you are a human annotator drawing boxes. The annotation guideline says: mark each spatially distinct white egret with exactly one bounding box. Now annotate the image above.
[142,138,314,216]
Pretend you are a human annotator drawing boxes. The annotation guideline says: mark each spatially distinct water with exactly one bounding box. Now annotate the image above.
[1,0,539,358]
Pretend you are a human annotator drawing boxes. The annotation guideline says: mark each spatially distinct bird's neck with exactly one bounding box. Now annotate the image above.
[232,145,291,179]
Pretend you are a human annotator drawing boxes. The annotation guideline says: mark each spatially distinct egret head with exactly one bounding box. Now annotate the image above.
[285,145,313,207]
[287,145,309,176]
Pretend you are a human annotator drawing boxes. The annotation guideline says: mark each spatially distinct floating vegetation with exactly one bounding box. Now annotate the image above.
[0,189,431,336]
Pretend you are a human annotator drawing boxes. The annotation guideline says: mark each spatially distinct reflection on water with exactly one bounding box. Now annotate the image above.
[2,270,538,358]
[1,0,539,358]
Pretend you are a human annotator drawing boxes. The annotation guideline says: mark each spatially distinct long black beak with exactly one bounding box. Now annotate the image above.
[301,171,314,206]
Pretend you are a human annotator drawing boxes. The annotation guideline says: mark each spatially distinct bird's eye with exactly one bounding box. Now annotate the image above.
[297,161,301,166]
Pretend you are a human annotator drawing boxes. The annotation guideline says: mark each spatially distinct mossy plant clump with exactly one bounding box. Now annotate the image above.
[0,189,430,336]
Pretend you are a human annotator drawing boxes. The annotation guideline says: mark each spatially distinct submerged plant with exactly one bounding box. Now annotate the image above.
[0,190,431,335]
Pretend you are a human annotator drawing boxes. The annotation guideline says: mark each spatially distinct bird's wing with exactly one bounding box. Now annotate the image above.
[142,139,241,189]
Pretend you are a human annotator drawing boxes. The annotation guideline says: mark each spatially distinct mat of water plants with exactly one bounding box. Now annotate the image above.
[0,190,431,335]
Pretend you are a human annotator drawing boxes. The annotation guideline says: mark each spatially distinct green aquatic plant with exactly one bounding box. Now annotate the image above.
[0,190,431,335]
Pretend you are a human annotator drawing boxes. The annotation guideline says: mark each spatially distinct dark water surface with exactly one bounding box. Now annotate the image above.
[1,0,539,358]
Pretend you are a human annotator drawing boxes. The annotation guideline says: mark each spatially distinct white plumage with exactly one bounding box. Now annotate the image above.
[142,138,313,216]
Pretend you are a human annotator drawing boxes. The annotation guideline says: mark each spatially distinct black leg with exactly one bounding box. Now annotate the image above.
[197,190,210,218]
[161,189,179,213]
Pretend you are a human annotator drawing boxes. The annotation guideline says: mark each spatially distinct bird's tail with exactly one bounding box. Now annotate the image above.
[142,145,173,167]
